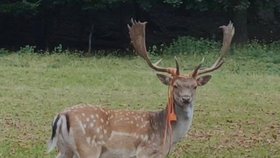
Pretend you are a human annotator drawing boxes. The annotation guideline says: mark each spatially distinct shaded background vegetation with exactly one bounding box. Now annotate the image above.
[0,0,280,54]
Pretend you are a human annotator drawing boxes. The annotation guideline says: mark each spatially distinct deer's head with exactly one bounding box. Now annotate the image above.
[156,74,211,112]
[128,19,234,113]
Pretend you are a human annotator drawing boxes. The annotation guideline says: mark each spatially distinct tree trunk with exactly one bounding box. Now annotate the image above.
[87,24,94,56]
[232,3,248,44]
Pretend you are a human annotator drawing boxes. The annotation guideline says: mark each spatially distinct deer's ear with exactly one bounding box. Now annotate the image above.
[197,75,212,86]
[156,74,172,86]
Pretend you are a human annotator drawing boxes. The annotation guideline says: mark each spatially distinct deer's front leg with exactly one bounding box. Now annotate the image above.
[136,143,166,158]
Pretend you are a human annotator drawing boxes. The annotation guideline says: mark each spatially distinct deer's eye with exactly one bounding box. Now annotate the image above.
[194,86,197,89]
[173,85,178,89]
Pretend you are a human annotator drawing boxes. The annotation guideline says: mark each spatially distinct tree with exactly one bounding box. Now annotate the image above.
[162,0,280,43]
[0,0,40,17]
[0,0,279,51]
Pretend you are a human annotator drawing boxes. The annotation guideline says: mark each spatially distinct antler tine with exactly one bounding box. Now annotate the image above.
[192,58,204,78]
[194,21,235,77]
[128,18,178,76]
[174,56,180,75]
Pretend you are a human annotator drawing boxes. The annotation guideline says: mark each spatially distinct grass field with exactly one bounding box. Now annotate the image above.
[0,44,279,157]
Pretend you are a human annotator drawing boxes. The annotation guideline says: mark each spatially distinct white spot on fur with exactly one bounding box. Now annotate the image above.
[86,137,91,145]
[99,108,103,111]
[140,121,149,128]
[140,135,148,141]
[91,139,96,146]
[109,131,139,140]
[77,119,86,134]
[97,141,105,145]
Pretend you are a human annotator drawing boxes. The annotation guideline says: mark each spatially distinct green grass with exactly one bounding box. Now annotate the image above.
[0,43,279,158]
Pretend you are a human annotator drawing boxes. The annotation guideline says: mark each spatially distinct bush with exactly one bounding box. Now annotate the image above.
[18,45,36,54]
[164,36,220,55]
[0,48,10,54]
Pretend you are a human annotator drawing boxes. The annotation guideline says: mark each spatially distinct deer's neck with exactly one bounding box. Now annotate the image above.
[172,103,194,143]
[151,102,194,145]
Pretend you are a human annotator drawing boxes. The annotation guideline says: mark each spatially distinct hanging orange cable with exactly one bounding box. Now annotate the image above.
[163,78,177,151]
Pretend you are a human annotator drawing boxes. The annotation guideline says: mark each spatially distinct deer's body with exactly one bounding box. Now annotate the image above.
[49,103,193,158]
[48,19,234,158]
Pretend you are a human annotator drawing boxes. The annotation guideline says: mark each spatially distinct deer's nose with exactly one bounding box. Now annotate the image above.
[182,96,191,104]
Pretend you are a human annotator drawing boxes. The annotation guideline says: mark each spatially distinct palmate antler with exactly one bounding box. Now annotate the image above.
[192,22,235,78]
[128,19,180,76]
[128,19,234,78]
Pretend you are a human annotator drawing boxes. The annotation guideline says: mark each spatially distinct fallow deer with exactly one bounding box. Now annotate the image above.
[47,19,235,158]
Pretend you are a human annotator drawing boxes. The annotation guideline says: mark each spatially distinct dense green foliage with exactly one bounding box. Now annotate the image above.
[0,0,280,51]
